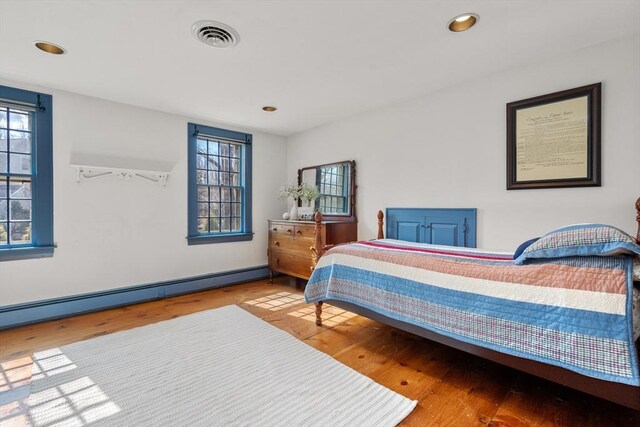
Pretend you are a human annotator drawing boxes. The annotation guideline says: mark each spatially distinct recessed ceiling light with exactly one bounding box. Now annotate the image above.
[262,106,277,112]
[34,41,66,55]
[448,13,479,32]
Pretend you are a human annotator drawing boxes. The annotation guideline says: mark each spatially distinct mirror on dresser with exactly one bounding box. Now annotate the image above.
[297,160,356,219]
[268,160,357,282]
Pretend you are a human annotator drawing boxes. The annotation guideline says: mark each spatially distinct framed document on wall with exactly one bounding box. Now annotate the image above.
[506,83,601,190]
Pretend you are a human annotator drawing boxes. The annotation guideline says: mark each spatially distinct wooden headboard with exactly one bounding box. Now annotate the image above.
[378,196,640,243]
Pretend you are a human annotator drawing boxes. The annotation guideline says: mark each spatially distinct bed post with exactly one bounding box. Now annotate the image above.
[636,197,640,243]
[314,211,324,326]
[377,210,384,239]
[314,301,323,326]
[313,211,323,265]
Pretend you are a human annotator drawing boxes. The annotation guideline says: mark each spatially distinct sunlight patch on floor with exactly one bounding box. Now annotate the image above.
[288,304,358,326]
[244,292,305,311]
[31,348,77,381]
[28,376,120,426]
[0,357,32,391]
[0,356,33,425]
[0,350,121,426]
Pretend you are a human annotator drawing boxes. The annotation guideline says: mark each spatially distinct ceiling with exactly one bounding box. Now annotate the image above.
[0,1,638,136]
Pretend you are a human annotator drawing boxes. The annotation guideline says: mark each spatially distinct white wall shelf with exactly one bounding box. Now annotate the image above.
[71,164,169,186]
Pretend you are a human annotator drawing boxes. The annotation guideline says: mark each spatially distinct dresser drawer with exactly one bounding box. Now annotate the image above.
[269,235,315,257]
[269,250,314,280]
[269,223,295,235]
[294,225,317,239]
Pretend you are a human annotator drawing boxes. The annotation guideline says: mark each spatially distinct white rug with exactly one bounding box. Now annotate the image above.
[26,305,416,426]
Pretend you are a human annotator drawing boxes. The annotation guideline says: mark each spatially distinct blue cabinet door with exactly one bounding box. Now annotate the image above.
[386,208,477,248]
[387,215,424,243]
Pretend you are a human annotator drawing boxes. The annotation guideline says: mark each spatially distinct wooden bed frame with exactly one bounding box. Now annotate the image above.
[310,197,640,410]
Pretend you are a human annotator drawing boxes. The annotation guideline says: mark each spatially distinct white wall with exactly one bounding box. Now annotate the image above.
[287,35,640,250]
[0,81,287,306]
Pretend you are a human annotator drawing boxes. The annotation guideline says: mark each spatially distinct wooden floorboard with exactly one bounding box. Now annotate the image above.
[1,278,638,426]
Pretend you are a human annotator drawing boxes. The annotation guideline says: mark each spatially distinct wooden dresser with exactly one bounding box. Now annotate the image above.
[268,219,357,281]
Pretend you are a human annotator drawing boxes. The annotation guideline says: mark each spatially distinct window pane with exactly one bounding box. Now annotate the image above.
[198,218,208,234]
[209,217,220,232]
[209,203,220,217]
[208,171,219,185]
[197,170,207,184]
[197,139,207,154]
[221,188,230,202]
[232,188,241,203]
[9,153,31,174]
[9,179,31,199]
[10,221,31,244]
[207,156,219,171]
[0,178,6,197]
[0,199,6,220]
[9,131,31,153]
[232,217,240,232]
[230,173,239,186]
[0,153,6,173]
[210,187,220,202]
[9,111,30,131]
[221,158,229,172]
[222,203,230,217]
[0,109,7,129]
[232,203,241,217]
[10,200,31,220]
[197,186,208,202]
[230,144,239,158]
[0,130,6,151]
[220,172,229,186]
[230,159,239,173]
[197,154,207,169]
[207,141,218,155]
[198,203,208,217]
[0,222,7,244]
[220,143,229,156]
[221,217,230,232]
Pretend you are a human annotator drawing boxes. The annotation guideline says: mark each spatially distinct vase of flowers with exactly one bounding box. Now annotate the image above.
[280,183,301,220]
[279,182,320,220]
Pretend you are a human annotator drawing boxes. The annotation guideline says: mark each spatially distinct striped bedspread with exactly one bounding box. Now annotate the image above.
[305,239,640,386]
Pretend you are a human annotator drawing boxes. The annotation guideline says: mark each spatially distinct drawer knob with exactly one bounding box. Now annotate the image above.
[287,229,292,233]
[272,228,277,231]
[296,230,302,235]
[274,241,280,246]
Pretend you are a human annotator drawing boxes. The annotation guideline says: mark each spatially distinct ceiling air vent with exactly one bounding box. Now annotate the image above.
[192,21,240,48]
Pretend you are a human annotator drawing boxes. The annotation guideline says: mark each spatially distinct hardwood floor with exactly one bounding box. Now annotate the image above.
[1,277,638,426]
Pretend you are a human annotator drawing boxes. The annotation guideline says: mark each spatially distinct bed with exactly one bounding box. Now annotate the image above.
[304,198,640,410]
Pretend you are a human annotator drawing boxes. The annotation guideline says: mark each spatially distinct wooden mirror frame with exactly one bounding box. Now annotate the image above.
[297,160,356,221]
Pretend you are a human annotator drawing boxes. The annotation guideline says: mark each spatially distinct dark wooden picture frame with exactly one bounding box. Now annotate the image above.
[506,83,601,190]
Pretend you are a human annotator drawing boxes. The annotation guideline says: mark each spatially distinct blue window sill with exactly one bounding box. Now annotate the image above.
[0,246,55,262]
[187,233,254,245]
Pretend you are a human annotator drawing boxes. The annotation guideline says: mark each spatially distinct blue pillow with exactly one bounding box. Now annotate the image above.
[514,223,640,265]
[513,237,540,260]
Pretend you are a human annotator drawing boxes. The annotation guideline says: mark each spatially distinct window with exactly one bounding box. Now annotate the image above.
[0,85,53,261]
[317,164,348,214]
[187,123,252,244]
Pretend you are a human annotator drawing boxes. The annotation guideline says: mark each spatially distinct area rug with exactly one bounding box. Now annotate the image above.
[26,305,416,426]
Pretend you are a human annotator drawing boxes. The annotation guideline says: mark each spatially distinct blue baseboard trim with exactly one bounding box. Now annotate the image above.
[0,265,269,330]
